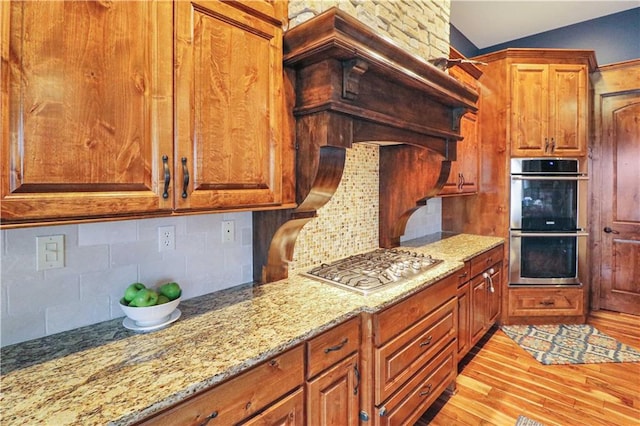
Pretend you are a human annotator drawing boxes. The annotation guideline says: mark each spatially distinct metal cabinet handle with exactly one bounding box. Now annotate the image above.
[181,157,189,199]
[198,410,218,426]
[420,383,433,397]
[540,300,555,306]
[419,336,433,347]
[162,155,170,199]
[354,363,360,395]
[324,338,348,353]
[458,271,468,279]
[550,137,556,152]
[603,227,620,234]
[483,268,495,293]
[459,172,465,190]
[544,138,549,153]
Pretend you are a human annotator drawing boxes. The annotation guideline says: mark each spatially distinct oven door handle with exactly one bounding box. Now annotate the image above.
[510,231,589,238]
[511,175,589,181]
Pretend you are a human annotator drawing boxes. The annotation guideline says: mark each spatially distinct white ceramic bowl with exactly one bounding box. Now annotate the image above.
[120,297,181,327]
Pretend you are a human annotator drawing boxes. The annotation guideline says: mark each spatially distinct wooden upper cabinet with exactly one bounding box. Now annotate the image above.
[440,49,481,196]
[174,0,286,211]
[1,0,292,226]
[510,63,588,157]
[1,1,174,223]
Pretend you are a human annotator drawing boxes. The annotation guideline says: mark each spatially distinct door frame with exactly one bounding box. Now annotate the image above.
[589,59,640,311]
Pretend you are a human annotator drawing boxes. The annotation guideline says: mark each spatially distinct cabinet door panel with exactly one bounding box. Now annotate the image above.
[306,353,359,426]
[549,64,587,155]
[175,0,283,210]
[1,1,173,221]
[470,275,487,344]
[510,64,549,155]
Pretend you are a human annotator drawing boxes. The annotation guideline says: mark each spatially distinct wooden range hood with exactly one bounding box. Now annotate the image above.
[253,8,478,283]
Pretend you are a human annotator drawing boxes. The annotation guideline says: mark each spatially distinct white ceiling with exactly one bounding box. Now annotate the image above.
[450,0,640,49]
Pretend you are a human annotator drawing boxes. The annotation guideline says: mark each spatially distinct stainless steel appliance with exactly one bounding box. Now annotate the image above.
[509,158,588,286]
[304,249,443,295]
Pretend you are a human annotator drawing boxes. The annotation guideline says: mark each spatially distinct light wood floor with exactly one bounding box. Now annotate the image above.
[417,310,640,426]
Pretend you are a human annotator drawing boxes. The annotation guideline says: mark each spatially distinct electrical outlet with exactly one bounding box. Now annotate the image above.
[158,225,175,251]
[222,220,235,243]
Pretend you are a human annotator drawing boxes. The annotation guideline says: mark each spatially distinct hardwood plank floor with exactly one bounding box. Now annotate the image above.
[416,310,640,426]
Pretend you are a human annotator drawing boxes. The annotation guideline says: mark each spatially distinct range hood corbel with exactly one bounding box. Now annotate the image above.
[253,8,478,283]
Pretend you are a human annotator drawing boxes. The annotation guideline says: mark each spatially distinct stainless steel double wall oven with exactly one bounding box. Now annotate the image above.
[509,158,588,286]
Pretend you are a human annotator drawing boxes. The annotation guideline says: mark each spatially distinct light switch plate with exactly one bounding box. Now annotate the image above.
[36,235,65,270]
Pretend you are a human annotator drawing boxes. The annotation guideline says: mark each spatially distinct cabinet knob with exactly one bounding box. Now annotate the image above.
[199,410,218,426]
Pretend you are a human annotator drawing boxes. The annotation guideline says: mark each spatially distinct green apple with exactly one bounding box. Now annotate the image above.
[159,282,181,301]
[123,282,146,303]
[157,294,170,305]
[129,289,159,307]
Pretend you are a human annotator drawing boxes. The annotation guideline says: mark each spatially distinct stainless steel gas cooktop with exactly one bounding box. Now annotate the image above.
[304,248,443,295]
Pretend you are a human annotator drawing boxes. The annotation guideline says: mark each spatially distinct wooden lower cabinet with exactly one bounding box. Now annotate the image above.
[305,317,361,426]
[306,353,360,426]
[374,344,456,425]
[458,245,503,361]
[364,273,458,425]
[508,287,584,318]
[136,345,304,425]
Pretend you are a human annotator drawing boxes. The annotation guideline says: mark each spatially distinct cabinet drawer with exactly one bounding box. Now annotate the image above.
[508,288,584,317]
[239,387,304,426]
[373,274,457,346]
[470,245,503,278]
[374,298,456,404]
[374,343,456,426]
[306,316,360,379]
[138,345,304,426]
[455,262,471,286]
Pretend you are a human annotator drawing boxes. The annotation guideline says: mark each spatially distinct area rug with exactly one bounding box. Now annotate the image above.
[515,415,544,426]
[501,324,640,365]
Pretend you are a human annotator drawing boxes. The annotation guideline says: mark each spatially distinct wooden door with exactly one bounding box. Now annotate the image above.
[174,0,284,211]
[510,64,549,156]
[1,1,174,223]
[598,91,640,314]
[306,353,359,426]
[548,64,588,156]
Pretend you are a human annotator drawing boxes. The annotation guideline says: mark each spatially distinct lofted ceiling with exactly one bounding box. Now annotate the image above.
[450,0,640,49]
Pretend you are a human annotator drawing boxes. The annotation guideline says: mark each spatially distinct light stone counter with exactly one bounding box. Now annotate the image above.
[0,234,503,426]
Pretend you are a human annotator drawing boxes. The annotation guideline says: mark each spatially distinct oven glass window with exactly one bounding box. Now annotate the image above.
[521,180,577,230]
[521,236,577,279]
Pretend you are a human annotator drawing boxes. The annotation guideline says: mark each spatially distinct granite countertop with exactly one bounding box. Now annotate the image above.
[0,234,503,425]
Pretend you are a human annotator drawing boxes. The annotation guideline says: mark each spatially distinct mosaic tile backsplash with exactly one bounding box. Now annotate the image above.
[290,144,380,272]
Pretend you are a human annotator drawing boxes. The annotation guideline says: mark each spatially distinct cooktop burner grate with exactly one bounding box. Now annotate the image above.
[304,248,443,295]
